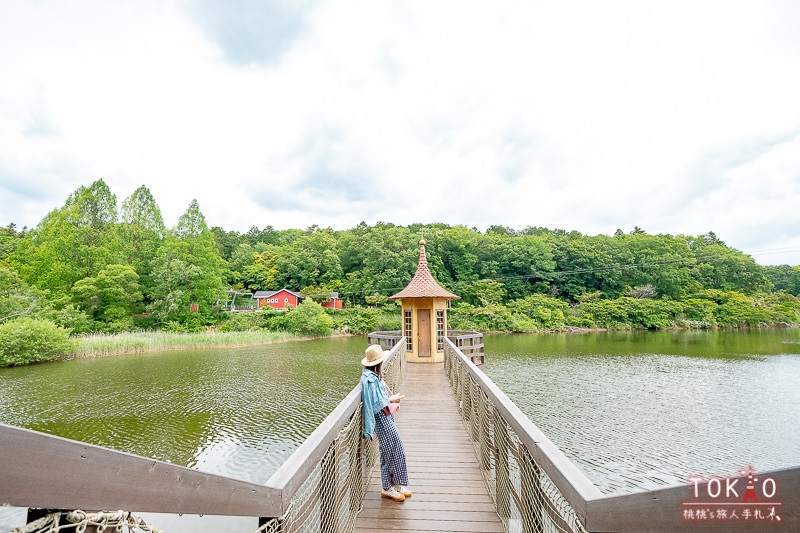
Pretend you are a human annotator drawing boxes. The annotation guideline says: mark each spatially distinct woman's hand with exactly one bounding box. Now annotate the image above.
[389,394,405,403]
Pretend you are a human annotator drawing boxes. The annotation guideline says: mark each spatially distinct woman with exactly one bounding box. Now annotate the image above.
[360,344,412,502]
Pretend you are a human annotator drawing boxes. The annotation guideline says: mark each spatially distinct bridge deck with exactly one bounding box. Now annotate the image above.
[354,362,502,533]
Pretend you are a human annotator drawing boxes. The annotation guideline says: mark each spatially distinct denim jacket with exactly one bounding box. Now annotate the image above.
[360,369,389,439]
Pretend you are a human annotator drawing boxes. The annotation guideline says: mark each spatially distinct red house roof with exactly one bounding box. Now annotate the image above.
[389,240,460,300]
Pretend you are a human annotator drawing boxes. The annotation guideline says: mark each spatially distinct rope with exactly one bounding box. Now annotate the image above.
[12,510,164,533]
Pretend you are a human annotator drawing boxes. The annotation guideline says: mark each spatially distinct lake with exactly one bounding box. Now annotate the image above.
[481,329,800,495]
[1,329,799,531]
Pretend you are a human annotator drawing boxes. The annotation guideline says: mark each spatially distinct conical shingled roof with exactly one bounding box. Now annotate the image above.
[388,240,460,300]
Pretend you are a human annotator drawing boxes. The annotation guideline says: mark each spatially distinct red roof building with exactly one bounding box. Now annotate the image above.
[253,289,303,310]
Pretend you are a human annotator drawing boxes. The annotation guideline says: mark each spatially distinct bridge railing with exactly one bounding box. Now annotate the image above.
[368,330,484,364]
[261,337,406,532]
[447,330,484,365]
[366,331,401,350]
[444,337,799,532]
[1,338,408,533]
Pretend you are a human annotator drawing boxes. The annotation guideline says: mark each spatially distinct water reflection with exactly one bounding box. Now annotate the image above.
[482,329,800,495]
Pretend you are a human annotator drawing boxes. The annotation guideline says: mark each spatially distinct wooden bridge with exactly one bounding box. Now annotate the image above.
[354,362,502,533]
[2,334,799,532]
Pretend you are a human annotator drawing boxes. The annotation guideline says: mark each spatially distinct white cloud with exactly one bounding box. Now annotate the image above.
[0,0,799,264]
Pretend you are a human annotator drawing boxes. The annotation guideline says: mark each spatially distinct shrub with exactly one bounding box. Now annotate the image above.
[0,318,73,367]
[331,308,378,334]
[508,294,569,330]
[280,301,334,336]
[376,312,401,332]
[449,302,517,332]
[219,311,271,331]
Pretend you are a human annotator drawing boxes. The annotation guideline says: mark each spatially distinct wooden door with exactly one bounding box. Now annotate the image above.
[417,309,431,357]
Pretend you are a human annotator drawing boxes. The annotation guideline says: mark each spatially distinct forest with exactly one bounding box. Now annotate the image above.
[1,179,799,366]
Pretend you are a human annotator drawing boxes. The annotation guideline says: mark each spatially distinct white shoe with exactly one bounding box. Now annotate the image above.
[394,485,412,498]
[381,486,405,501]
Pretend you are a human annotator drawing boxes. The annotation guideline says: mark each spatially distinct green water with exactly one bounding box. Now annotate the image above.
[0,336,368,532]
[482,328,800,495]
[1,329,799,531]
[0,336,366,483]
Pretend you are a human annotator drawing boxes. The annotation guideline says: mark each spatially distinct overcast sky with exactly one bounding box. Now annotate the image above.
[1,1,799,265]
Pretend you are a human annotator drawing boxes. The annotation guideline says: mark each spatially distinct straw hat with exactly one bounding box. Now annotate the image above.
[362,344,389,366]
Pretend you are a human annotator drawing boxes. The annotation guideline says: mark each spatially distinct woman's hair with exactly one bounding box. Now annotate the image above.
[364,362,382,376]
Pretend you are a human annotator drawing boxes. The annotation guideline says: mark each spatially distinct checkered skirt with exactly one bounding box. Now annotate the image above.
[374,410,409,490]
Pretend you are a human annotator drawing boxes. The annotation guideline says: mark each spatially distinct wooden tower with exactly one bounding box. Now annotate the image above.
[389,239,460,363]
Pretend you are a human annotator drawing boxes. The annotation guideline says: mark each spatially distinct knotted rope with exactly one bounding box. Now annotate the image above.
[12,510,163,533]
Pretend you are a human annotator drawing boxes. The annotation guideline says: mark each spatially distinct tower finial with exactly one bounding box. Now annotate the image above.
[420,230,425,246]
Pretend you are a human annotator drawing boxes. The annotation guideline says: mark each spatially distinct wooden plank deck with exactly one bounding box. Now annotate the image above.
[354,363,503,533]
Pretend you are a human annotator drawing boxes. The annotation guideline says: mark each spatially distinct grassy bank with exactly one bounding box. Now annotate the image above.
[68,329,305,358]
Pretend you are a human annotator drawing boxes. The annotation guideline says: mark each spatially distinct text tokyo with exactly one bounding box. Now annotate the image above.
[688,476,778,500]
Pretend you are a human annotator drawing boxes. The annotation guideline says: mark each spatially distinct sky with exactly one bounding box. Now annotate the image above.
[1,0,799,266]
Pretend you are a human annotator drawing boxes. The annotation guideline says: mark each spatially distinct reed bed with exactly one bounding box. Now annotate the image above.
[69,329,299,358]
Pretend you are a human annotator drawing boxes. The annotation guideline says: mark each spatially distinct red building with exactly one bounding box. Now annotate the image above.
[320,291,343,310]
[253,289,303,310]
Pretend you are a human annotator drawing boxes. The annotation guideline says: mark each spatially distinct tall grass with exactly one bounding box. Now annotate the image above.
[69,329,299,358]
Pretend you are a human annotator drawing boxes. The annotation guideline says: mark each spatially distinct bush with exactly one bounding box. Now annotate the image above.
[279,301,334,336]
[376,312,401,331]
[331,308,378,334]
[449,302,517,332]
[218,311,271,331]
[508,294,568,330]
[0,318,73,367]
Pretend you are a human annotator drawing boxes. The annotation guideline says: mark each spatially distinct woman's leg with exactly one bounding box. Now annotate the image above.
[374,411,409,489]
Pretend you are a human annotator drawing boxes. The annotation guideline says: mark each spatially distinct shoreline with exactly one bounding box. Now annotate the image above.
[459,322,799,335]
[60,322,799,360]
[63,331,359,360]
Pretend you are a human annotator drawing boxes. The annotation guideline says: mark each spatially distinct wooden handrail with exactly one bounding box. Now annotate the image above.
[264,338,404,512]
[444,337,602,521]
[0,423,282,516]
[586,465,800,532]
[445,338,800,531]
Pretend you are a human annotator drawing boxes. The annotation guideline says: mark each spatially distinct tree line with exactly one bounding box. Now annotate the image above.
[1,180,799,364]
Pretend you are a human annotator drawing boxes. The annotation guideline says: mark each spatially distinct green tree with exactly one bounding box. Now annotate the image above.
[71,264,143,328]
[119,185,165,300]
[12,180,122,295]
[692,244,771,294]
[275,228,343,290]
[462,279,507,306]
[0,223,27,261]
[211,226,242,261]
[146,257,203,320]
[148,200,225,320]
[337,224,419,305]
[763,265,800,296]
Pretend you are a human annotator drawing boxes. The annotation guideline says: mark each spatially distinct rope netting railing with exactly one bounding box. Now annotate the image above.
[444,339,596,533]
[259,339,407,533]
